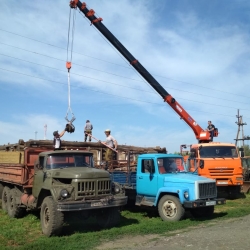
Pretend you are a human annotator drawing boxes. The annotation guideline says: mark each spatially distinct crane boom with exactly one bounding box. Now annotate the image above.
[69,0,217,143]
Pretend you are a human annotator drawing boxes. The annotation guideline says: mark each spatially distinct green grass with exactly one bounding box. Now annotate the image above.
[1,194,250,250]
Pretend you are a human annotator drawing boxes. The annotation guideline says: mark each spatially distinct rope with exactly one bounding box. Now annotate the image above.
[65,7,76,123]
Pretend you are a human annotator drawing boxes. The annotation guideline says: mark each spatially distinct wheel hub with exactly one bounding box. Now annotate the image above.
[163,201,177,217]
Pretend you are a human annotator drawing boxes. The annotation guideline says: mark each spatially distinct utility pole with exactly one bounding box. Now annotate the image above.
[35,131,38,140]
[234,109,250,151]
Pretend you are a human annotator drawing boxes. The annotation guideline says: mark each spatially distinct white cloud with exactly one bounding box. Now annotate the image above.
[0,0,249,152]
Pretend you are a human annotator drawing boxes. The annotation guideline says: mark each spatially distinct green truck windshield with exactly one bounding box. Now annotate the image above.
[46,153,94,169]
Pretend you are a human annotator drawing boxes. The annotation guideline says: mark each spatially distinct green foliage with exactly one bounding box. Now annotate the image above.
[244,145,250,156]
[237,145,250,156]
[1,195,250,250]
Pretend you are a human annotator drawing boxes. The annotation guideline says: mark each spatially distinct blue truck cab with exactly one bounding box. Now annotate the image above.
[111,153,226,221]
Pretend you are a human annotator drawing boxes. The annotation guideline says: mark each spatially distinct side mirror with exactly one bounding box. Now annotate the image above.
[36,163,43,170]
[199,159,204,169]
[190,151,195,158]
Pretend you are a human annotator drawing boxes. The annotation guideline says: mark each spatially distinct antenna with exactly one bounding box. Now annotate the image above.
[44,124,47,140]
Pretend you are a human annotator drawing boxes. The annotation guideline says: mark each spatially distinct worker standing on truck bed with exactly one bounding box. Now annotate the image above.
[53,129,66,150]
[102,129,118,169]
[84,120,93,142]
[207,121,215,142]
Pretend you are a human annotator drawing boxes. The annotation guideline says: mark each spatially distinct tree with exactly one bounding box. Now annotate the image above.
[238,145,250,156]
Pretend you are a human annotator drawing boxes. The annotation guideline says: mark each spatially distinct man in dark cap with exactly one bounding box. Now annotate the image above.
[53,129,66,150]
[207,121,215,142]
[84,120,93,142]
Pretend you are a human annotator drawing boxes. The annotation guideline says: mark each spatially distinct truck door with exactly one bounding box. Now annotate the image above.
[32,156,46,198]
[137,159,158,196]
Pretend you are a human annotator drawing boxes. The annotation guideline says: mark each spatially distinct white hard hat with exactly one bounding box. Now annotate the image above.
[104,129,111,132]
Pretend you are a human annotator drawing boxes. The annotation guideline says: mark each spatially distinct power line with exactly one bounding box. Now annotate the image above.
[0,66,249,119]
[0,51,250,110]
[0,28,129,68]
[0,42,144,82]
[0,29,249,99]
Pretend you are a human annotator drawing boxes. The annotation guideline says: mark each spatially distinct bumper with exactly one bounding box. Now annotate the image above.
[216,180,243,186]
[183,198,226,209]
[57,196,128,212]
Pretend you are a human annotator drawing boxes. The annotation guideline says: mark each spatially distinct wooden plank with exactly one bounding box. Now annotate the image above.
[0,165,24,184]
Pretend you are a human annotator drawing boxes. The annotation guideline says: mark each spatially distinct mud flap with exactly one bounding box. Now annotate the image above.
[242,181,250,193]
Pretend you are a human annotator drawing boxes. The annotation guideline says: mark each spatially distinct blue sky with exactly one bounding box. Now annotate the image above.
[0,0,250,153]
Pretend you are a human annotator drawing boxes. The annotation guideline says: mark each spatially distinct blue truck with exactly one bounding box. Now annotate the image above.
[111,153,226,221]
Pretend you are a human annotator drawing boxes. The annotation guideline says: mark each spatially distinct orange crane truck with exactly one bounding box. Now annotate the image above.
[0,140,127,237]
[68,0,243,197]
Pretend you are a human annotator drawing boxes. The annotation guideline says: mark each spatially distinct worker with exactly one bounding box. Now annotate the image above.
[84,120,93,142]
[102,129,118,169]
[168,159,178,172]
[207,121,215,142]
[53,129,66,150]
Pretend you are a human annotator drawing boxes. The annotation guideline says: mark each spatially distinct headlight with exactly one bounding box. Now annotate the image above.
[114,186,120,194]
[60,189,69,198]
[236,177,243,181]
[112,182,121,194]
[184,191,189,199]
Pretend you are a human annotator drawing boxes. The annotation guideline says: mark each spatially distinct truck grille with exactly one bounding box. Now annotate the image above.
[209,168,234,176]
[76,180,111,199]
[198,182,217,199]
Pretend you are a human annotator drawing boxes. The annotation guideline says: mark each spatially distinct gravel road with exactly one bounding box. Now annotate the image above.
[97,214,250,250]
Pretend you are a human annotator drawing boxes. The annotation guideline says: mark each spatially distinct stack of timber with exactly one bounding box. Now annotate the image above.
[0,139,167,172]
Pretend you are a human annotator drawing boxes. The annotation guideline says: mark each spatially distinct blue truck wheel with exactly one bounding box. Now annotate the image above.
[158,195,185,222]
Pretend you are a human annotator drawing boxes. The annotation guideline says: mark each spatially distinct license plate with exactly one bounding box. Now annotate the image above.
[206,201,216,206]
[217,181,228,185]
[91,202,102,207]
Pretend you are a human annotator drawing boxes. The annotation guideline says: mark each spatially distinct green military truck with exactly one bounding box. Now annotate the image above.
[0,140,127,236]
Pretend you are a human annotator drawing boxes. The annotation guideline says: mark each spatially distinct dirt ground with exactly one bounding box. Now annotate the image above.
[96,214,250,250]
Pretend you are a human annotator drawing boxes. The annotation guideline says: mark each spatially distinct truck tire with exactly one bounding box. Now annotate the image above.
[158,195,185,222]
[7,188,25,218]
[2,186,10,212]
[97,207,121,228]
[40,196,64,237]
[190,206,214,218]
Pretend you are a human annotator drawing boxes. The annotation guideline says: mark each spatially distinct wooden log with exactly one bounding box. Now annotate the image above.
[0,139,167,154]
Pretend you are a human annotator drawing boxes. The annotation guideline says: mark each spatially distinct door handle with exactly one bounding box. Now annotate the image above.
[138,176,143,179]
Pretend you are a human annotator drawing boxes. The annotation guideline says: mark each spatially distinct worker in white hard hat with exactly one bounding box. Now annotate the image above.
[103,129,118,169]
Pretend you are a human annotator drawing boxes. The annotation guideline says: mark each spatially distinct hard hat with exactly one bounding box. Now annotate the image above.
[104,129,111,133]
[53,131,58,136]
